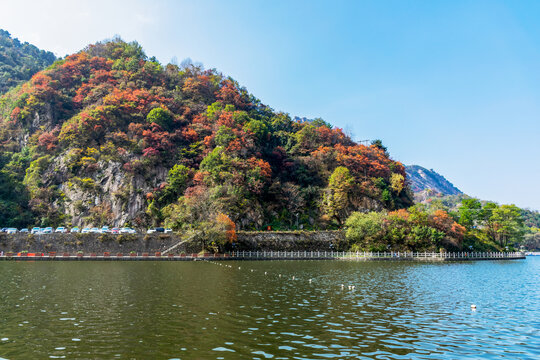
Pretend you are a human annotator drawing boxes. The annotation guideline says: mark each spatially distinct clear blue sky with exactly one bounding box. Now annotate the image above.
[1,0,539,210]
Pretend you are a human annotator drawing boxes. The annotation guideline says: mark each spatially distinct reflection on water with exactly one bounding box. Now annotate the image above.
[0,258,538,359]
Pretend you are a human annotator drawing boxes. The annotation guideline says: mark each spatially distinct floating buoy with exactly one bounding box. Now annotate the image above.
[341,284,344,289]
[279,274,281,278]
[471,304,477,310]
[264,272,267,275]
[292,276,295,280]
[238,267,241,270]
[251,269,254,272]
[309,279,312,283]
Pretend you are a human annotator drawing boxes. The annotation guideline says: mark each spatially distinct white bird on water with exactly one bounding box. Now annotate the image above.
[471,304,477,310]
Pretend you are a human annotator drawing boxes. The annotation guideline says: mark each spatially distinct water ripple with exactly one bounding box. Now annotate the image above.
[0,258,538,359]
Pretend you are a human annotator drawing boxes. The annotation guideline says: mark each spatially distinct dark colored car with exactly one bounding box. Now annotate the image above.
[155,227,165,233]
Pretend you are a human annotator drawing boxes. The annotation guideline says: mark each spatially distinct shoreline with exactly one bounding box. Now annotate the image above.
[0,251,526,262]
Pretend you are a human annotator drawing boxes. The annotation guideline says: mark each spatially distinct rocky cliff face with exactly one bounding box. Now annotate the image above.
[405,165,462,196]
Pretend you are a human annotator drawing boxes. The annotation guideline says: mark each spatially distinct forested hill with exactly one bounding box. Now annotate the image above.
[0,29,56,94]
[0,38,413,230]
[406,165,462,196]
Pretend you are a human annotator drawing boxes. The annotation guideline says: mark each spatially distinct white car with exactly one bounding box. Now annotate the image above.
[146,229,156,234]
[165,228,173,233]
[81,228,91,234]
[100,226,110,234]
[70,227,80,233]
[55,227,67,233]
[120,227,137,234]
[31,227,41,234]
[6,228,17,234]
[42,227,53,234]
[90,228,100,233]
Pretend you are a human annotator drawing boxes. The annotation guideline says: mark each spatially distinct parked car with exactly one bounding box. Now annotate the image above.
[6,228,17,234]
[90,227,100,233]
[19,228,29,233]
[55,227,67,233]
[164,228,173,233]
[31,227,41,234]
[111,227,120,234]
[81,228,91,234]
[100,226,110,234]
[1,228,7,233]
[155,227,165,233]
[42,227,53,234]
[120,227,136,234]
[70,227,80,233]
[146,229,156,234]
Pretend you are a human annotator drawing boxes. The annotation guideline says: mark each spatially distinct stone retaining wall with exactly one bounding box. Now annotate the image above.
[0,230,347,254]
[0,233,200,254]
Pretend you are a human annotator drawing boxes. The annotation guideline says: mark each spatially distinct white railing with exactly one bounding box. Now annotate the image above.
[226,251,524,260]
[0,251,525,261]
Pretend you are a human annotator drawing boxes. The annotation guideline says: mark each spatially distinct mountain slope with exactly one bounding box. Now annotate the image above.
[0,29,56,94]
[0,38,413,229]
[406,165,462,196]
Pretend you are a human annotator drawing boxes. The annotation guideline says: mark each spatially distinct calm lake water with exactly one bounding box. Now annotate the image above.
[0,258,538,359]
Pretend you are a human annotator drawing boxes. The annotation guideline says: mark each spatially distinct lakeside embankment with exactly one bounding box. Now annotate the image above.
[0,230,346,255]
[0,251,525,261]
[0,231,525,261]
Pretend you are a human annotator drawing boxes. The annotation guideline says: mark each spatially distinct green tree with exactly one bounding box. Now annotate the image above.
[158,164,190,204]
[206,101,223,121]
[371,139,388,156]
[458,198,482,229]
[323,166,354,225]
[243,119,268,142]
[215,126,237,148]
[146,107,174,130]
[200,147,232,184]
[345,211,385,249]
[490,204,525,247]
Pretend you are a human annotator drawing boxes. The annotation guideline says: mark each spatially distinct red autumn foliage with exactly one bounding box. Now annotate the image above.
[38,131,59,151]
[216,80,249,109]
[216,213,237,243]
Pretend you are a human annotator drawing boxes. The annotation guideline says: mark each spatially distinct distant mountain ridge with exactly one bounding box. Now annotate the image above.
[405,165,462,196]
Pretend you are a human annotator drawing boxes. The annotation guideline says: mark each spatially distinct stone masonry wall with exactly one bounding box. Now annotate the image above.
[0,230,347,254]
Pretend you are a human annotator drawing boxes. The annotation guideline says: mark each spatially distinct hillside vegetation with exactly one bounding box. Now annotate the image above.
[409,192,539,251]
[0,38,414,234]
[0,30,56,94]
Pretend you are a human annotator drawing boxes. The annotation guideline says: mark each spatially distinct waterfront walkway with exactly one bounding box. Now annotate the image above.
[0,251,525,261]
